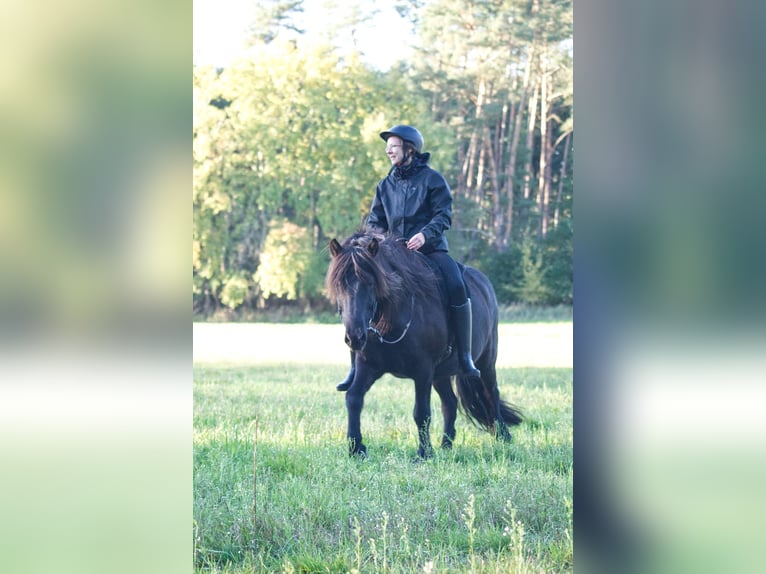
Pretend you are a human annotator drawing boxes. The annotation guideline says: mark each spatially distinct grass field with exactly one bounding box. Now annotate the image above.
[194,322,572,573]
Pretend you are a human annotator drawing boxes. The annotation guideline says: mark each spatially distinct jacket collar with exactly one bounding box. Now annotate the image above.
[391,152,431,180]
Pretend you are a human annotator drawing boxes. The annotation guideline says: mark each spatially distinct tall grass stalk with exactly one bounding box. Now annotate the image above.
[462,494,477,572]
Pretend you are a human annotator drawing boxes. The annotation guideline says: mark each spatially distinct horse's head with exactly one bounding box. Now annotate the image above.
[327,236,382,351]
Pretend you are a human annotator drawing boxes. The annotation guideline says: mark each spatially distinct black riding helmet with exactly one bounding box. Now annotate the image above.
[379,125,424,153]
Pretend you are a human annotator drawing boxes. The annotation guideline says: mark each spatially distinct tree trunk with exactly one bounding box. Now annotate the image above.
[502,47,534,250]
[476,140,486,207]
[522,77,539,233]
[484,127,502,250]
[493,106,509,250]
[538,50,550,239]
[456,142,468,198]
[522,0,541,235]
[553,131,571,229]
[461,76,489,218]
[461,129,478,198]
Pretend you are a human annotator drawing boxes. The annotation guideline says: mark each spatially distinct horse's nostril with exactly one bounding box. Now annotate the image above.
[345,330,367,351]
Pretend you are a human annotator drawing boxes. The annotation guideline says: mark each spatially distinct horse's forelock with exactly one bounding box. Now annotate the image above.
[352,246,392,301]
[326,233,439,315]
[326,241,391,302]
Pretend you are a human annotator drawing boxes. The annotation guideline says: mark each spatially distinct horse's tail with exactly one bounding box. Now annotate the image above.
[456,374,523,432]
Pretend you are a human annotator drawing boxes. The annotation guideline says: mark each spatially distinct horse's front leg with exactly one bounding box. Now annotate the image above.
[413,375,434,459]
[345,361,380,457]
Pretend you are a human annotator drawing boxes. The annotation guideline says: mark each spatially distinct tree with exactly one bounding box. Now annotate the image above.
[512,237,550,304]
[193,0,574,314]
[407,0,572,254]
[254,219,320,302]
[193,37,430,313]
[246,0,305,44]
[194,65,264,314]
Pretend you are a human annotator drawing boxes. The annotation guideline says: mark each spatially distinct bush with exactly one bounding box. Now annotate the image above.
[254,219,320,301]
[220,275,250,310]
[512,239,551,305]
[480,245,524,305]
[479,224,572,306]
[542,222,573,305]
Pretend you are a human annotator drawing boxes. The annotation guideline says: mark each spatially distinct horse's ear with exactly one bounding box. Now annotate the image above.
[367,237,379,257]
[329,238,342,257]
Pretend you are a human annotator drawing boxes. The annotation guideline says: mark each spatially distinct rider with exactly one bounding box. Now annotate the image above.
[336,124,481,391]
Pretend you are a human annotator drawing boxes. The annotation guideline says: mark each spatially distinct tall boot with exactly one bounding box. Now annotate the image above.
[336,351,355,391]
[451,299,481,378]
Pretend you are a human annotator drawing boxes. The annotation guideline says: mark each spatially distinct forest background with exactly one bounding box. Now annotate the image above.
[193,0,573,319]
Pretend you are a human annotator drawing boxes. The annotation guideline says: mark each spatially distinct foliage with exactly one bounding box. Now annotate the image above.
[409,0,573,248]
[253,219,318,301]
[220,275,251,310]
[542,220,573,305]
[497,303,572,323]
[193,42,397,314]
[513,238,551,305]
[193,1,573,315]
[479,244,524,304]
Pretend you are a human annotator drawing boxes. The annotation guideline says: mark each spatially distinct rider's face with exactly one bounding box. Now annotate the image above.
[385,136,406,166]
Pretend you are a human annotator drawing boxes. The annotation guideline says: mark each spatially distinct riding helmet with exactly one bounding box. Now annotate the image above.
[379,125,424,153]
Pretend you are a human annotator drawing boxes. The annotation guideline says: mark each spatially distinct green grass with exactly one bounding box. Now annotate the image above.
[497,304,572,323]
[195,304,572,325]
[194,359,572,573]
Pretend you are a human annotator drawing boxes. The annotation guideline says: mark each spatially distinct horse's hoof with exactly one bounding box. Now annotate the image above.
[336,381,351,392]
[349,443,367,459]
[415,447,433,461]
[496,425,512,442]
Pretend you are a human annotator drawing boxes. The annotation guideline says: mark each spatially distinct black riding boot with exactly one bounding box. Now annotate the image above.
[451,299,481,378]
[336,351,355,391]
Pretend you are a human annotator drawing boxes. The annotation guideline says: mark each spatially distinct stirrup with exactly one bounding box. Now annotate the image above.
[336,367,354,391]
[459,355,481,378]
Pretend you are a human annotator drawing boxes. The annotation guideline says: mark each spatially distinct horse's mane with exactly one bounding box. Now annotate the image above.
[326,231,441,333]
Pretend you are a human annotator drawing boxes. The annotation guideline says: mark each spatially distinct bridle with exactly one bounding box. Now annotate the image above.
[367,295,415,344]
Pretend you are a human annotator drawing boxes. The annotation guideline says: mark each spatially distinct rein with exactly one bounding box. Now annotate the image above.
[367,295,415,344]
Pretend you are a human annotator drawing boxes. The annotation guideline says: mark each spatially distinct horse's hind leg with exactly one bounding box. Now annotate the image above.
[433,376,457,448]
[412,376,434,459]
[479,361,512,442]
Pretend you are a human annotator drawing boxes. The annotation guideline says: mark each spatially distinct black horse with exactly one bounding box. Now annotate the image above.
[326,232,522,459]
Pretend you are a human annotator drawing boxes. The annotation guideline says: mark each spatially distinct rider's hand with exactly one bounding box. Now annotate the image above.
[406,232,426,251]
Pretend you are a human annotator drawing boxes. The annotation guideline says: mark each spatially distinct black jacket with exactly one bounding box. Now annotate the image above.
[366,153,452,254]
